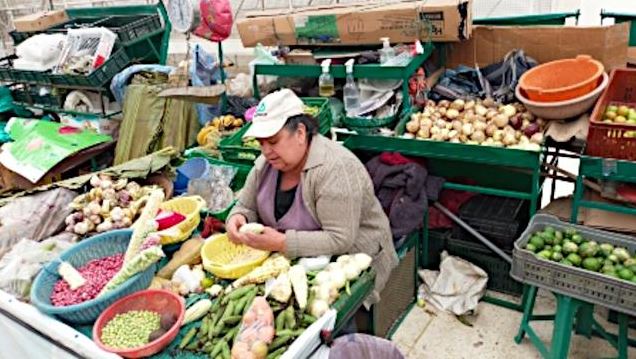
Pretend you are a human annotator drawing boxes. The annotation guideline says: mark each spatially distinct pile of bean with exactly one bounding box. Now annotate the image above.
[50,253,124,306]
[100,310,161,349]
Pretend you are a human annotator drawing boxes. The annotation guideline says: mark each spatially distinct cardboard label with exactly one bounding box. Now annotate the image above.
[295,15,339,42]
[419,11,445,37]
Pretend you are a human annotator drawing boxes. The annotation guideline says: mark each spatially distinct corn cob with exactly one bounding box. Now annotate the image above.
[231,254,290,289]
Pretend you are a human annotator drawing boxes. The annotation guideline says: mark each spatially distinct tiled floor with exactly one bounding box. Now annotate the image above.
[392,290,636,358]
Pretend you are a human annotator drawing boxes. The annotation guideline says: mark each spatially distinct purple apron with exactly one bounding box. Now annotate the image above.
[256,164,321,232]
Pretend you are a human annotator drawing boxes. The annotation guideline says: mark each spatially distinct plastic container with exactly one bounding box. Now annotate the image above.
[518,55,604,102]
[447,236,523,296]
[587,68,636,161]
[343,113,398,135]
[516,72,608,120]
[452,195,529,252]
[319,59,335,97]
[343,59,360,117]
[30,230,157,324]
[201,234,270,279]
[511,214,636,316]
[379,37,395,65]
[156,196,206,245]
[174,158,211,192]
[93,289,185,358]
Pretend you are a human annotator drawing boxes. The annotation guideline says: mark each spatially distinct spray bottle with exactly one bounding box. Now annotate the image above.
[318,59,335,97]
[379,37,396,64]
[343,59,360,117]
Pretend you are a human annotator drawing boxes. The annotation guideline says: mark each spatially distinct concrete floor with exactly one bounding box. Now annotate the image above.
[393,290,636,359]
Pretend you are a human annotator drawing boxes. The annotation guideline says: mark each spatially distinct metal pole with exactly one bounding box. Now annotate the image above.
[433,202,512,264]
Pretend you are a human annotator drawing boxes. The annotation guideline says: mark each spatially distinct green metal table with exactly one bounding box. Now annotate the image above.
[251,41,435,111]
[474,10,580,26]
[601,10,636,46]
[343,134,546,311]
[514,155,636,359]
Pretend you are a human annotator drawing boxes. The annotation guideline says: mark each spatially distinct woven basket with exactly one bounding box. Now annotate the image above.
[157,196,206,245]
[201,234,270,279]
[30,230,156,324]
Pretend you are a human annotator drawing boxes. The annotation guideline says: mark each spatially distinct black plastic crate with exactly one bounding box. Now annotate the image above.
[447,236,523,296]
[423,229,451,269]
[452,195,529,251]
[11,87,65,109]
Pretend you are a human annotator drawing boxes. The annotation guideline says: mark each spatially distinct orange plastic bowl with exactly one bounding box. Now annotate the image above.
[519,55,604,102]
[93,290,185,358]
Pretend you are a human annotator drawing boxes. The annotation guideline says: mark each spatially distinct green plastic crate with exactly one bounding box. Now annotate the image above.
[11,87,65,109]
[220,98,333,165]
[343,113,399,135]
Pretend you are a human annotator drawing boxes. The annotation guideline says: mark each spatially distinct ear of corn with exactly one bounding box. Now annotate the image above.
[232,254,291,288]
[183,298,213,325]
[289,265,308,310]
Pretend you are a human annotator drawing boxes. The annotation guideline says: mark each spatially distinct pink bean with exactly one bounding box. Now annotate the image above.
[50,253,124,307]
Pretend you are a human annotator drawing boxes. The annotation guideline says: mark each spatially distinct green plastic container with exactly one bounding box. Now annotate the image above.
[220,97,333,165]
[342,113,399,135]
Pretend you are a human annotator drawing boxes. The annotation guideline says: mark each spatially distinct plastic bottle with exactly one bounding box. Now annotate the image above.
[343,59,360,117]
[318,59,335,97]
[379,37,395,64]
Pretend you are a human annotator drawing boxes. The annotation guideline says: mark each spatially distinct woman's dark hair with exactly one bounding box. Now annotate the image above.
[283,114,319,142]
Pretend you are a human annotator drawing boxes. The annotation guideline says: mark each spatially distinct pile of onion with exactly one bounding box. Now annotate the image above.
[403,98,545,151]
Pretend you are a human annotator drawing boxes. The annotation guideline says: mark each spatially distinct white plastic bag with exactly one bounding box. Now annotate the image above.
[418,251,488,316]
[0,235,75,299]
[249,44,281,94]
[14,34,66,71]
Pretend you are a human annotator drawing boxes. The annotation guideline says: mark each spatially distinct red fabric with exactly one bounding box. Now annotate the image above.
[194,0,234,42]
[379,152,427,167]
[155,210,186,231]
[201,216,225,238]
[428,178,477,229]
[58,126,81,135]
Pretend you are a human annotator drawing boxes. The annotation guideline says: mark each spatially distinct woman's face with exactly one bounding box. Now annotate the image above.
[258,124,308,172]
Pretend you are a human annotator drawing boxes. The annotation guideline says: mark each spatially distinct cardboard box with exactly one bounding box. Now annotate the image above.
[237,0,472,47]
[13,10,69,33]
[446,22,630,70]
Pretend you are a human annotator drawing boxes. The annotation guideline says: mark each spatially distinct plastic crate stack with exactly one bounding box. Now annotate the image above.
[5,4,169,115]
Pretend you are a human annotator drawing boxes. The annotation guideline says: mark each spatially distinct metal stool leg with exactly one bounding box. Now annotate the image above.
[515,285,538,344]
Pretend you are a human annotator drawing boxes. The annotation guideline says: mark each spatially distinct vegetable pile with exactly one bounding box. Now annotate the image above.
[100,310,161,349]
[601,104,636,125]
[197,115,245,147]
[176,252,373,359]
[65,175,159,235]
[525,226,636,282]
[403,98,545,151]
[50,253,124,306]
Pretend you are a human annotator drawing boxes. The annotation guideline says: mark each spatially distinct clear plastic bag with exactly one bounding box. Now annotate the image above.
[187,164,237,212]
[231,296,275,359]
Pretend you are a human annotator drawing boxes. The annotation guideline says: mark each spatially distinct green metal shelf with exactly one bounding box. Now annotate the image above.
[252,41,435,99]
[601,10,636,46]
[474,10,580,26]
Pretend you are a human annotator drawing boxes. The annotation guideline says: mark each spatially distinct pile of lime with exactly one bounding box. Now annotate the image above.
[525,226,636,282]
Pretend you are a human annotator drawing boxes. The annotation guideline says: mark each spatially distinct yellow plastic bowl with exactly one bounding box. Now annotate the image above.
[201,234,270,279]
[156,196,206,245]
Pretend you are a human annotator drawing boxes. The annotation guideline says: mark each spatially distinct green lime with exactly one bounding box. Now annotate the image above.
[201,277,214,289]
[560,259,573,266]
[618,268,634,281]
[571,234,583,245]
[537,250,552,260]
[551,252,563,262]
[566,253,582,267]
[529,236,545,251]
[582,257,602,272]
[525,243,537,253]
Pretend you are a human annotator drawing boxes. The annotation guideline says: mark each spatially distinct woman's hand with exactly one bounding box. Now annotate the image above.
[226,214,247,244]
[243,227,287,252]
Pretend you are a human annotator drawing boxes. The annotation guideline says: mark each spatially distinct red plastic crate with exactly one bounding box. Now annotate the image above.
[586,68,636,161]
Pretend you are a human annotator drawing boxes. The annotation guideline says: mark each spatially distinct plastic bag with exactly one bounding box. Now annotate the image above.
[194,0,234,42]
[328,334,405,359]
[226,74,254,98]
[187,164,237,212]
[15,34,66,71]
[0,235,75,299]
[231,296,275,359]
[250,45,281,94]
[189,44,222,125]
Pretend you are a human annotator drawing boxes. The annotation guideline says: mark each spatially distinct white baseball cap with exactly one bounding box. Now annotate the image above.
[243,89,305,139]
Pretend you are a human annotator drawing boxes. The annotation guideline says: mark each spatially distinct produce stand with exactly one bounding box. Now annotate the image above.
[251,41,436,113]
[5,3,171,117]
[512,215,636,359]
